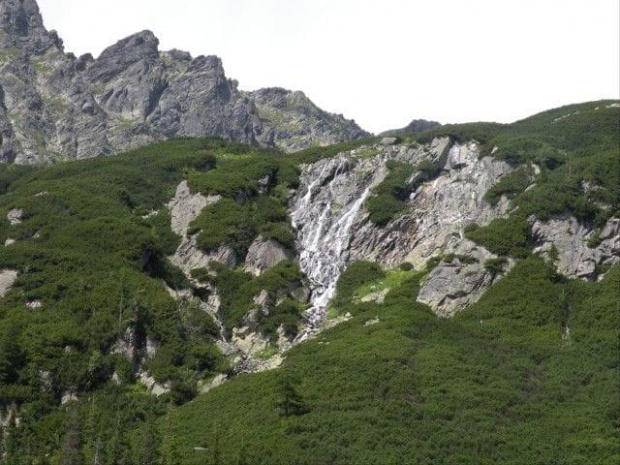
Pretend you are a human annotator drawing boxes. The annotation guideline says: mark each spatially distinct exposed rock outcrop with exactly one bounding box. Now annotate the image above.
[138,371,171,396]
[290,138,514,321]
[0,0,368,163]
[249,88,370,152]
[0,269,18,297]
[7,208,23,225]
[164,180,301,377]
[167,181,236,275]
[244,236,294,276]
[382,119,442,137]
[417,239,514,317]
[532,216,619,280]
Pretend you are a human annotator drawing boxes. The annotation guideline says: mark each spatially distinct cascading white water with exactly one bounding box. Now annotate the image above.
[290,156,377,327]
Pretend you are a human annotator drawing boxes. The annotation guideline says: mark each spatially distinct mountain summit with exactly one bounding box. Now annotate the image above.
[0,0,61,54]
[0,0,369,164]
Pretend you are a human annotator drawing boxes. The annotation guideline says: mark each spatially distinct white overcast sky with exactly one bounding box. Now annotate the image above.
[37,0,619,133]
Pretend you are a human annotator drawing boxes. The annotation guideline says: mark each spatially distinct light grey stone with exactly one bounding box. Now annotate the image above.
[532,216,619,280]
[380,137,399,145]
[7,208,23,225]
[0,269,18,297]
[244,236,294,276]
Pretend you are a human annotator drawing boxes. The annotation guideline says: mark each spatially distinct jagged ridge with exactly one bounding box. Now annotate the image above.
[0,0,369,164]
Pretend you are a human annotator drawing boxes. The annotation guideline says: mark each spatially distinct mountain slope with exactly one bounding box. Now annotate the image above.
[162,259,619,465]
[0,101,618,463]
[0,0,369,164]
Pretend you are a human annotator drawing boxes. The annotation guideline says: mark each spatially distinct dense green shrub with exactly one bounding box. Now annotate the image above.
[0,138,239,463]
[293,138,379,164]
[157,256,620,464]
[399,262,414,271]
[483,257,509,274]
[259,299,305,341]
[207,261,306,338]
[366,193,404,226]
[366,162,417,225]
[415,122,504,145]
[490,136,565,167]
[332,261,386,309]
[484,165,535,205]
[187,152,299,258]
[187,157,279,198]
[465,216,531,258]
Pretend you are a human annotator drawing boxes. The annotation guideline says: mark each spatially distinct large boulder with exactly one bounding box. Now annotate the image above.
[0,269,18,297]
[244,236,294,276]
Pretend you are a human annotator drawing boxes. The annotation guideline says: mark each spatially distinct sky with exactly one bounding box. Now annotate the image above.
[37,0,619,134]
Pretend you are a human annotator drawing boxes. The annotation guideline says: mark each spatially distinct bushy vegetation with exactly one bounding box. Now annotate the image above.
[0,138,281,463]
[292,137,379,164]
[366,159,443,226]
[154,258,619,464]
[417,100,620,226]
[187,148,300,258]
[465,216,531,258]
[1,101,618,463]
[196,260,306,339]
[484,165,535,205]
[331,260,385,310]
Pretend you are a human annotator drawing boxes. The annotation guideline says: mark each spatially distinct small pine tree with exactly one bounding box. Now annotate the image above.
[276,372,307,417]
[236,434,249,465]
[212,421,221,465]
[0,324,24,384]
[139,419,161,465]
[162,403,181,465]
[92,435,104,465]
[107,414,132,465]
[60,405,83,465]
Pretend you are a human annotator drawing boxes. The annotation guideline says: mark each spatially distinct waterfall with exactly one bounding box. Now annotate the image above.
[290,156,376,327]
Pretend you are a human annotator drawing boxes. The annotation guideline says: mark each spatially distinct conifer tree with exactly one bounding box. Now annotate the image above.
[60,405,83,465]
[139,418,161,465]
[276,371,307,417]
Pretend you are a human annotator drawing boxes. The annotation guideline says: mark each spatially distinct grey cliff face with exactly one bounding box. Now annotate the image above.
[380,119,442,138]
[289,139,619,323]
[250,87,370,152]
[532,216,619,280]
[244,236,294,276]
[145,140,619,377]
[0,0,60,54]
[290,138,515,321]
[0,0,368,164]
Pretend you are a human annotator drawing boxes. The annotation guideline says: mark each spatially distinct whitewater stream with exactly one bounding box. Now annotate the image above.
[290,156,381,328]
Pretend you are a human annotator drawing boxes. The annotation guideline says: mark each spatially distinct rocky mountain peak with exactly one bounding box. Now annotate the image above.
[403,119,441,134]
[0,0,61,54]
[98,29,160,62]
[84,30,160,83]
[0,0,369,164]
[381,118,442,138]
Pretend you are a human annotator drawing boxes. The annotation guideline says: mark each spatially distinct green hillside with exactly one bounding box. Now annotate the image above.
[161,258,619,465]
[0,101,618,464]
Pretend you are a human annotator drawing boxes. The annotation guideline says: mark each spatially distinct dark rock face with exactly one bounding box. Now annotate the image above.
[0,0,61,54]
[381,119,441,138]
[0,1,369,164]
[401,119,441,134]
